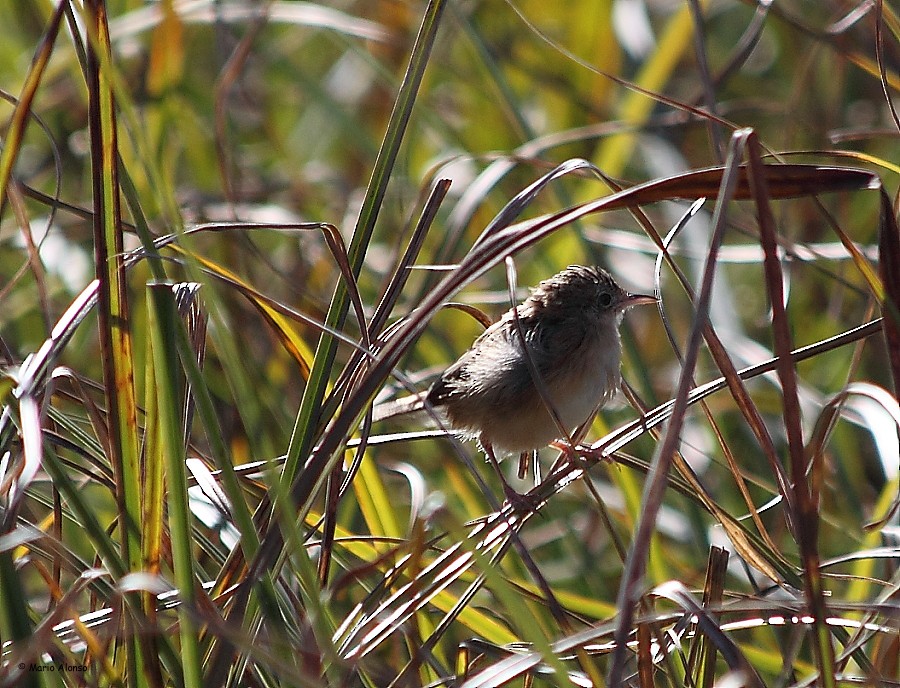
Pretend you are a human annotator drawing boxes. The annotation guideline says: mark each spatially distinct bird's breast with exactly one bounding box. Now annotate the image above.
[545,336,620,428]
[449,326,622,455]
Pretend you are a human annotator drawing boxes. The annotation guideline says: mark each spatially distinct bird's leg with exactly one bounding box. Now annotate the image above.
[481,441,539,512]
[516,450,539,485]
[517,452,529,480]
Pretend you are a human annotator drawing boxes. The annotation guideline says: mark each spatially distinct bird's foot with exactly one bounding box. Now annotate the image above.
[500,482,543,513]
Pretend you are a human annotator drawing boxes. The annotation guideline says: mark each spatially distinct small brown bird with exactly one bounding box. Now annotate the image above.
[375,265,656,502]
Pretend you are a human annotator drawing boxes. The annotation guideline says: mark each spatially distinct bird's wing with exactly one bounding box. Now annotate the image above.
[425,315,513,405]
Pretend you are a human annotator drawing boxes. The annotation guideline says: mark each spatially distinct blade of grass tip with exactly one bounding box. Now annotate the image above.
[693,546,729,688]
[608,128,752,686]
[9,281,99,413]
[317,223,374,406]
[370,178,451,336]
[471,158,601,249]
[748,136,838,684]
[635,621,653,686]
[313,223,374,414]
[172,284,206,444]
[147,283,202,688]
[322,225,370,354]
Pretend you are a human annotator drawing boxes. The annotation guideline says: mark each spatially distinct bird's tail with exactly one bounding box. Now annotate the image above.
[371,392,429,423]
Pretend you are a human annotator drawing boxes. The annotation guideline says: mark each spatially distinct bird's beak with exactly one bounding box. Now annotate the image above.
[622,292,658,308]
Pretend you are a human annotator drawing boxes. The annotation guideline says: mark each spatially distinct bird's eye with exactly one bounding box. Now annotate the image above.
[598,292,613,307]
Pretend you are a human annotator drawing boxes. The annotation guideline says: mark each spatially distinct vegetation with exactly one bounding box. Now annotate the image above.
[0,1,897,686]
